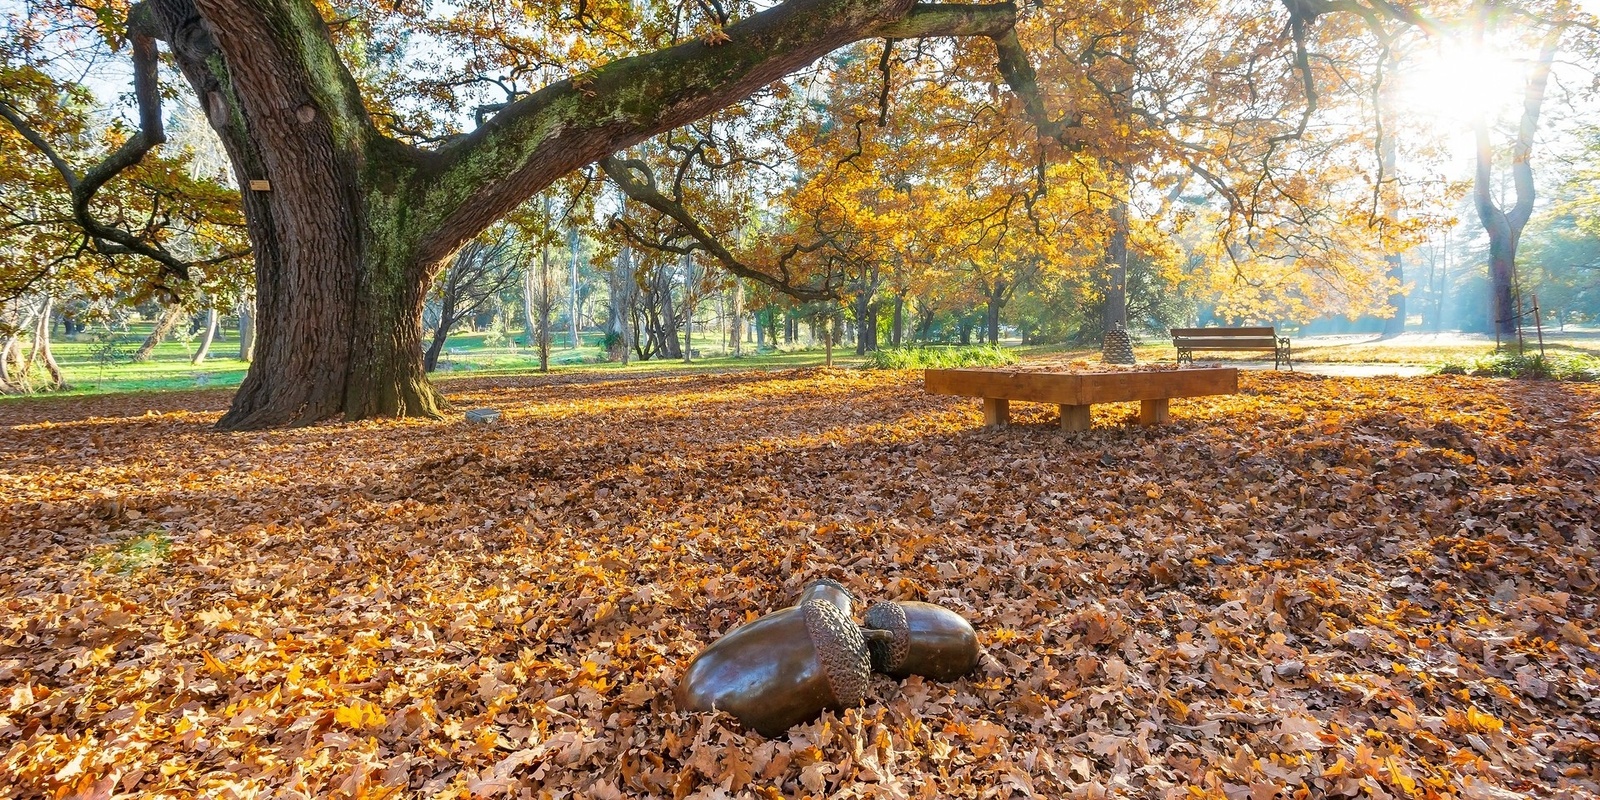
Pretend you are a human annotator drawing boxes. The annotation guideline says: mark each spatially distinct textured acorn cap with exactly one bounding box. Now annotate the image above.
[862,600,979,682]
[801,598,870,707]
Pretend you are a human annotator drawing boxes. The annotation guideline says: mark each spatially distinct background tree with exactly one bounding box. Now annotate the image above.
[422,228,525,372]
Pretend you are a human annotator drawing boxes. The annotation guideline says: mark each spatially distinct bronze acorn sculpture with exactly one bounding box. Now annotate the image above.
[675,579,871,737]
[862,600,980,682]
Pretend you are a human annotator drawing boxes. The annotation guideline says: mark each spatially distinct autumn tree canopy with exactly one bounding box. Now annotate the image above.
[2,0,1589,423]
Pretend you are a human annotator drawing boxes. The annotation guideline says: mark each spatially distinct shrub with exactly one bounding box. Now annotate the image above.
[1434,352,1600,381]
[864,345,1019,370]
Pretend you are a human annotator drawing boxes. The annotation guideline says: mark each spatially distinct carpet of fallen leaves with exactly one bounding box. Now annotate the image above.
[2,369,1599,800]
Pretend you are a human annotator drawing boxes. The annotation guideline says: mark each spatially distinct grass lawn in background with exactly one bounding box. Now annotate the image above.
[19,324,869,399]
[1025,328,1600,366]
[14,325,1597,402]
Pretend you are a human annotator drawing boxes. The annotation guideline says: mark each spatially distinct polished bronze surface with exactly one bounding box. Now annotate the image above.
[862,600,979,682]
[796,577,853,614]
[675,581,870,737]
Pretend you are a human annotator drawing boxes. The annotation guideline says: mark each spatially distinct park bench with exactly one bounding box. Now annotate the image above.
[1171,327,1293,369]
[925,367,1238,431]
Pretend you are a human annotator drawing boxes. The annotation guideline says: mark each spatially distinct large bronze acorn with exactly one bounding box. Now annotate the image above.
[675,579,871,737]
[862,600,980,682]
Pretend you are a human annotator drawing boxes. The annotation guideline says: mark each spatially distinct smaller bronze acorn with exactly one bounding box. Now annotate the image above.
[674,580,871,737]
[862,600,980,682]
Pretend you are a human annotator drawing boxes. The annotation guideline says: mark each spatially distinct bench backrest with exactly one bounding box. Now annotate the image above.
[1170,326,1277,339]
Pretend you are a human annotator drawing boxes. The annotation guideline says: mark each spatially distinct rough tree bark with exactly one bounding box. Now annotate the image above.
[88,0,1036,429]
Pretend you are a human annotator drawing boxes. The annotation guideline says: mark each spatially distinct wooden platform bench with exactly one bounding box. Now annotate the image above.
[925,367,1239,431]
[1171,327,1293,369]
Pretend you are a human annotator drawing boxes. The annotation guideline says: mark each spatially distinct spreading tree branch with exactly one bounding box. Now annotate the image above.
[0,3,206,285]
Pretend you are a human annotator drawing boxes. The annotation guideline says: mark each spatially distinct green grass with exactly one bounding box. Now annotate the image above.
[1434,352,1600,381]
[1022,332,1600,366]
[3,324,871,401]
[88,530,172,575]
[864,345,1019,369]
[21,320,1597,402]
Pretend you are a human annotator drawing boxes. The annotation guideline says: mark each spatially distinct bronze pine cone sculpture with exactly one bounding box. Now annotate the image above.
[674,580,872,738]
[862,600,980,682]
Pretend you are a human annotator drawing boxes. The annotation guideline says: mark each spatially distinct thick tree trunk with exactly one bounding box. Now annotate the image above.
[191,304,219,364]
[133,303,182,362]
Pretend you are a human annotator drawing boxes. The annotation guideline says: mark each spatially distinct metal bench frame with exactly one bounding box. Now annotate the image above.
[1172,327,1293,370]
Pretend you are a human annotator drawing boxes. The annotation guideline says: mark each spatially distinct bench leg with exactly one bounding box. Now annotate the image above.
[1060,404,1091,432]
[983,398,1010,428]
[1139,398,1170,426]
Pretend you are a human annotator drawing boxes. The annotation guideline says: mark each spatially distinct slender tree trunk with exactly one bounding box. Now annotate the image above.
[522,253,538,352]
[566,225,580,349]
[824,315,833,367]
[730,279,744,356]
[1470,8,1559,339]
[236,296,255,362]
[855,293,871,355]
[37,299,66,389]
[891,293,905,347]
[133,303,183,363]
[0,335,20,392]
[609,244,633,365]
[191,304,220,364]
[1103,193,1129,334]
[22,299,50,383]
[423,289,457,373]
[1379,132,1405,338]
[682,252,694,363]
[538,233,553,372]
[987,290,1004,345]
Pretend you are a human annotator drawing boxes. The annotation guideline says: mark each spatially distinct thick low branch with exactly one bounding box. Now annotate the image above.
[0,3,206,284]
[416,1,1057,267]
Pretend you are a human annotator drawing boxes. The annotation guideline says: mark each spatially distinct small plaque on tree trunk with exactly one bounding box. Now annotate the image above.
[248,179,271,191]
[465,408,501,425]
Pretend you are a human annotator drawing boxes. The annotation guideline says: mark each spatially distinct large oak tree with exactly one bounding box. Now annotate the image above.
[91,0,1065,428]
